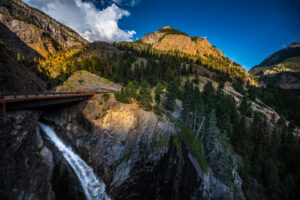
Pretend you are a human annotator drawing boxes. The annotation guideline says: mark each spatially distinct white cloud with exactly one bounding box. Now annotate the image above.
[112,0,140,7]
[23,0,136,42]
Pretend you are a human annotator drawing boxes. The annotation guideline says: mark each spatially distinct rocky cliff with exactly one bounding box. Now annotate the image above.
[0,0,88,59]
[42,93,244,200]
[0,111,55,200]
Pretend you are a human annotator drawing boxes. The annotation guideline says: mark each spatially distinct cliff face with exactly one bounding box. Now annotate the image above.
[41,93,244,200]
[0,111,88,200]
[0,111,55,200]
[0,0,88,59]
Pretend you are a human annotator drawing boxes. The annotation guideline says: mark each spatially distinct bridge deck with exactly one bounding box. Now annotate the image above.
[0,93,94,103]
[0,92,97,115]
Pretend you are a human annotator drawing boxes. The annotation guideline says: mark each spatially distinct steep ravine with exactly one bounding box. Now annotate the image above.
[0,95,245,200]
[0,110,88,200]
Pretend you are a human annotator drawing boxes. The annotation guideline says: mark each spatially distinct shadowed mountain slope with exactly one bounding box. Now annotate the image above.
[250,43,300,89]
[0,0,88,59]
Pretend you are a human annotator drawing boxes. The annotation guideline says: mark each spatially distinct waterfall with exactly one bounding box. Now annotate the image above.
[38,122,110,200]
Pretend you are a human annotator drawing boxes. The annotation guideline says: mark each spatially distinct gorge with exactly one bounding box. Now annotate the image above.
[0,1,299,200]
[38,122,110,200]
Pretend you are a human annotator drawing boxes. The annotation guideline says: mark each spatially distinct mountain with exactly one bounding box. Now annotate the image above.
[140,26,225,59]
[121,26,256,85]
[0,4,299,200]
[0,0,88,59]
[250,43,300,89]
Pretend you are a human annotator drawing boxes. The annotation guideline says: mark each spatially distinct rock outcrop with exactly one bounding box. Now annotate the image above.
[55,70,121,93]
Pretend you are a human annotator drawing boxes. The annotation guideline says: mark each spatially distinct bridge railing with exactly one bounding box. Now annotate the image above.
[0,87,118,99]
[0,91,94,99]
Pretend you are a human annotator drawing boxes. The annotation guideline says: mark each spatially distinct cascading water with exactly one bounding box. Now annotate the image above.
[38,122,110,200]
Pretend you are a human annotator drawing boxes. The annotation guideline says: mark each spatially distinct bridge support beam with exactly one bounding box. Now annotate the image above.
[0,102,6,116]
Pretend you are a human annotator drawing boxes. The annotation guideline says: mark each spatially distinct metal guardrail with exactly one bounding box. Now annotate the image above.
[0,87,118,99]
[0,92,93,102]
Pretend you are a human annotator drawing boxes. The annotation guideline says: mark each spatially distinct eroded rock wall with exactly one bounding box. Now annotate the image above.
[41,94,245,200]
[0,111,54,200]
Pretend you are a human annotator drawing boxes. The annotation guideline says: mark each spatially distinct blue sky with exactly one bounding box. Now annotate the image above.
[24,0,300,70]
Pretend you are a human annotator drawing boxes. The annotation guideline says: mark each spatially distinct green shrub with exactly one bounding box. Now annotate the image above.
[158,27,188,36]
[78,79,84,85]
[115,88,130,104]
[180,127,208,172]
[103,93,110,101]
[191,37,199,42]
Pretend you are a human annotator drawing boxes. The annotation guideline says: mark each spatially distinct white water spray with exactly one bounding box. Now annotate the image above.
[38,122,110,200]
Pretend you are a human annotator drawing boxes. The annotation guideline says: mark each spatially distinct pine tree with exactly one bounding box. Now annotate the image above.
[165,67,174,82]
[202,82,215,113]
[269,127,280,160]
[264,159,280,200]
[125,81,138,99]
[282,173,295,200]
[240,95,252,117]
[216,95,232,133]
[191,86,203,130]
[154,82,164,104]
[115,86,130,104]
[138,82,152,111]
[188,64,193,74]
[204,110,222,159]
[181,64,187,75]
[203,110,234,184]
[164,80,178,112]
[181,81,193,126]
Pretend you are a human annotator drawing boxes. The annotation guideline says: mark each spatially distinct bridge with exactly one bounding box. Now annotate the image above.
[0,92,101,115]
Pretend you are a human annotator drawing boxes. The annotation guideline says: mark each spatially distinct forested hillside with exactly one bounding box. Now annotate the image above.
[119,26,257,86]
[33,38,300,200]
[0,3,299,197]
